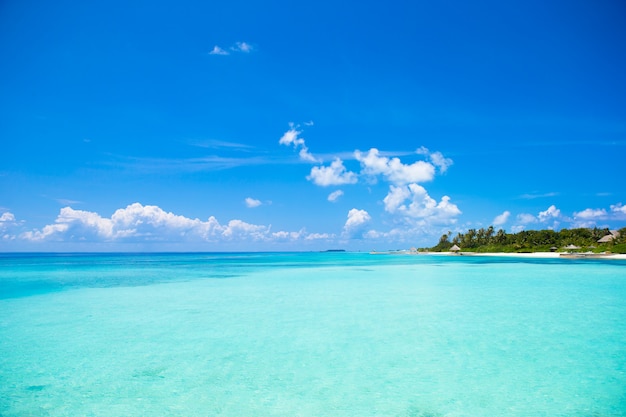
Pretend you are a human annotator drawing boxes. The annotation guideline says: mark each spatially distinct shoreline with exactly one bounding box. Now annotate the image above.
[371,251,626,260]
[458,252,626,260]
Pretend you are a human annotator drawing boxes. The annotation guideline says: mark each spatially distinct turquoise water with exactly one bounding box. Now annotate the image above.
[1,253,625,416]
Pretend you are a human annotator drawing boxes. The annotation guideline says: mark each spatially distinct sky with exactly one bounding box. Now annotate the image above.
[1,0,625,251]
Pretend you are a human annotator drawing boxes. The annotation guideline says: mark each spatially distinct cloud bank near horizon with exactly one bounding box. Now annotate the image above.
[1,200,625,249]
[3,203,333,248]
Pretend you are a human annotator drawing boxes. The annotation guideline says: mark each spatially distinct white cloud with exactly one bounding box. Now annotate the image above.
[382,184,460,223]
[611,203,626,216]
[278,126,301,146]
[221,219,268,240]
[574,208,607,220]
[22,224,68,241]
[0,212,19,239]
[20,203,281,243]
[109,204,203,238]
[272,230,305,241]
[383,185,410,213]
[429,151,454,173]
[298,148,316,162]
[355,148,436,184]
[56,198,82,205]
[538,205,561,222]
[307,159,358,186]
[493,211,510,226]
[364,229,383,239]
[570,203,626,227]
[417,147,453,173]
[305,232,333,240]
[21,207,115,241]
[328,190,344,202]
[362,222,462,245]
[209,45,229,55]
[519,192,558,200]
[210,42,252,55]
[343,208,371,237]
[232,41,252,53]
[245,197,262,208]
[517,213,537,224]
[279,124,318,163]
[512,206,560,231]
[0,212,16,223]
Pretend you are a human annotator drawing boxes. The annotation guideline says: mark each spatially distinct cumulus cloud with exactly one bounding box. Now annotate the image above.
[245,197,262,208]
[210,41,253,55]
[221,219,268,240]
[516,213,537,224]
[0,212,19,240]
[538,205,561,222]
[355,148,436,184]
[512,205,561,230]
[279,132,458,228]
[343,208,371,238]
[19,203,293,244]
[493,211,510,226]
[279,123,318,162]
[232,41,252,53]
[568,203,626,228]
[0,212,16,223]
[383,185,410,213]
[307,159,358,186]
[611,203,626,216]
[417,147,453,173]
[429,151,454,173]
[305,232,333,240]
[382,184,460,223]
[209,45,229,55]
[574,208,607,220]
[327,190,344,202]
[272,229,306,241]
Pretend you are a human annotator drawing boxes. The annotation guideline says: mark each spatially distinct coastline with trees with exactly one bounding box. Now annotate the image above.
[425,227,626,254]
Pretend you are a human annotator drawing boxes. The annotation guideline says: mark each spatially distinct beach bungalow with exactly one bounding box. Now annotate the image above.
[598,230,620,244]
[450,244,461,253]
[597,235,614,243]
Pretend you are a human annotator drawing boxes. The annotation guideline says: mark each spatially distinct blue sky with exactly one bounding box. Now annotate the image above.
[1,0,625,251]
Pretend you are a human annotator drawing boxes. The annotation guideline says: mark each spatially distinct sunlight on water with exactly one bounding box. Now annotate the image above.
[1,253,625,416]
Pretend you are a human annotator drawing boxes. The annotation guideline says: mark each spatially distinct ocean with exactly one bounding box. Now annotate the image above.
[1,252,625,416]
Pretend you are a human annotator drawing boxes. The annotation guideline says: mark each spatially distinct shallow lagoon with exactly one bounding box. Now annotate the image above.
[1,253,625,416]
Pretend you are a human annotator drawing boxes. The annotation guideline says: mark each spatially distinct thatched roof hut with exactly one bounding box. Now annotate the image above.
[450,244,461,252]
[598,235,615,243]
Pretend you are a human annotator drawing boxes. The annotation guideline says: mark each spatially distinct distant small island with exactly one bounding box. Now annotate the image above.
[422,226,626,254]
[322,249,346,252]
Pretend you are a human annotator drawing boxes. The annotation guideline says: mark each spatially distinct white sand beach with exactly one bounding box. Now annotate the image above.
[371,250,626,260]
[450,252,626,260]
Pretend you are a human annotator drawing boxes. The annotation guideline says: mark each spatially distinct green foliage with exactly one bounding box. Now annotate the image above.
[611,243,626,254]
[430,232,452,252]
[426,226,624,253]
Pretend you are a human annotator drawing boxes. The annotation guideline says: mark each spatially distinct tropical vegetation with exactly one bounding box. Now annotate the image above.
[426,226,626,254]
